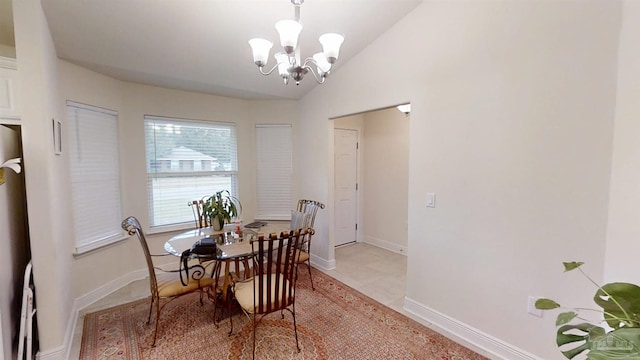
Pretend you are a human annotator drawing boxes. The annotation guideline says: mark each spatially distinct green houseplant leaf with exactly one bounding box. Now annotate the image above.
[587,327,640,360]
[563,262,585,272]
[536,298,561,310]
[539,262,640,360]
[594,282,640,329]
[556,323,604,359]
[556,311,578,326]
[202,190,241,230]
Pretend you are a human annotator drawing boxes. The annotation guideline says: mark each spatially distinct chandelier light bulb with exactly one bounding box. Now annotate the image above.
[248,38,273,66]
[274,52,291,78]
[312,52,331,76]
[319,33,344,64]
[275,20,303,54]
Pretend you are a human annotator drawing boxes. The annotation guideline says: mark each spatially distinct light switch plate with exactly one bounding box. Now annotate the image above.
[527,296,543,317]
[426,193,436,208]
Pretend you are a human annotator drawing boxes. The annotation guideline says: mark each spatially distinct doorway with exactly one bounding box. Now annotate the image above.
[328,105,410,311]
[332,105,410,254]
[0,124,31,360]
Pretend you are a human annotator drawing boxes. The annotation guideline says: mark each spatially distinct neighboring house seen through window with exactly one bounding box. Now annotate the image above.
[144,116,238,229]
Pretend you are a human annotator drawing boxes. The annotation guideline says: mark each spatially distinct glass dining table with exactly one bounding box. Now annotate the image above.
[163,221,290,327]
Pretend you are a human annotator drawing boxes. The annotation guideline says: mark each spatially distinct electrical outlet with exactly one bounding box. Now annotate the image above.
[527,296,543,317]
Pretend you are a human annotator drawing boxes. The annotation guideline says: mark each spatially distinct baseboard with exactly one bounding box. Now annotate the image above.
[363,235,408,255]
[310,253,336,271]
[46,268,148,360]
[36,346,63,360]
[403,297,542,360]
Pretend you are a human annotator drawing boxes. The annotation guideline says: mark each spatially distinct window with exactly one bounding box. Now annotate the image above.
[255,124,292,220]
[67,101,123,253]
[144,116,238,229]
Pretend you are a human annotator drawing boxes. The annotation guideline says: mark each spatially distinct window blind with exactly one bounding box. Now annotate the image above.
[255,124,292,220]
[144,116,238,229]
[67,101,123,253]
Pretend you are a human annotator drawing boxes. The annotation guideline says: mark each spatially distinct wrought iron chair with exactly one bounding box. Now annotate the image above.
[121,216,214,346]
[188,198,210,228]
[232,229,306,359]
[290,199,324,290]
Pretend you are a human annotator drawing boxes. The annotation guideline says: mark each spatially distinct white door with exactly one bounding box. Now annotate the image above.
[334,128,358,247]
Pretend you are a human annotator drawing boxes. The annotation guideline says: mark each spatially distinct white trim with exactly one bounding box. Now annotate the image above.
[73,268,148,313]
[310,252,336,271]
[0,116,20,125]
[403,297,543,360]
[73,234,128,255]
[66,100,118,116]
[56,268,148,360]
[256,123,293,128]
[0,56,17,70]
[363,235,408,255]
[36,346,63,360]
[145,114,236,128]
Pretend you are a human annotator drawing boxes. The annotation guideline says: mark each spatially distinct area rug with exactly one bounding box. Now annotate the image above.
[80,269,488,359]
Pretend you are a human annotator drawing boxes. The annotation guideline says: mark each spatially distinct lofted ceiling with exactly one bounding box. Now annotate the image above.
[37,0,422,100]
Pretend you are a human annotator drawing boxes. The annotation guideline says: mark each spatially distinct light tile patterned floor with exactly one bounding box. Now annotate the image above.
[68,242,406,359]
[318,242,407,314]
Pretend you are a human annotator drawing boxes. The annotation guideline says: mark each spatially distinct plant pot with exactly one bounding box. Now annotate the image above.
[212,216,223,231]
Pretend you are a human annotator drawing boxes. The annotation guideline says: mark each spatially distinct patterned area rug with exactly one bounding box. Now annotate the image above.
[80,269,488,359]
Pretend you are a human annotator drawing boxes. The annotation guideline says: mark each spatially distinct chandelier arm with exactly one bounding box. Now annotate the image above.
[303,65,326,84]
[257,63,281,76]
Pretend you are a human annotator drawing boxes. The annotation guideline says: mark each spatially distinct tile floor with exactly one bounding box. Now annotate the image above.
[318,242,408,314]
[68,242,407,359]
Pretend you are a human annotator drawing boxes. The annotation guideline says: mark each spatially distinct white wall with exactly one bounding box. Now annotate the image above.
[362,108,409,253]
[298,1,620,359]
[605,0,640,283]
[13,0,72,355]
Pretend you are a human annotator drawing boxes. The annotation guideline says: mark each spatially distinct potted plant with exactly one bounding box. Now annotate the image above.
[202,190,241,230]
[535,262,640,360]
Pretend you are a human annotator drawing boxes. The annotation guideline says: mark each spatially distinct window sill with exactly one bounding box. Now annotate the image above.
[146,222,194,236]
[73,235,129,258]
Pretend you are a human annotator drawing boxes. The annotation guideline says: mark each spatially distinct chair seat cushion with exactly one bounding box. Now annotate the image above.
[296,250,309,262]
[234,273,293,314]
[156,271,214,298]
[280,249,309,264]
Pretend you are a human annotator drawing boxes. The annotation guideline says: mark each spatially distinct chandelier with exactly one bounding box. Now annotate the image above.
[248,0,345,86]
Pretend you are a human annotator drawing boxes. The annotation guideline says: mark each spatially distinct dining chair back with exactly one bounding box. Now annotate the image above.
[188,198,210,228]
[121,216,214,346]
[232,229,307,359]
[296,199,324,228]
[291,199,324,290]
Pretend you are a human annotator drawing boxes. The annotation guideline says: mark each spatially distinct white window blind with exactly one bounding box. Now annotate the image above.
[144,116,238,229]
[67,101,123,254]
[256,124,292,220]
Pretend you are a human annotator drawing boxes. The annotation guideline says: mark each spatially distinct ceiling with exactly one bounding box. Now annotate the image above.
[32,0,422,100]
